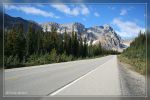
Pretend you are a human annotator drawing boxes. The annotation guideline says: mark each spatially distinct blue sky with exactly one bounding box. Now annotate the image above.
[4,4,146,39]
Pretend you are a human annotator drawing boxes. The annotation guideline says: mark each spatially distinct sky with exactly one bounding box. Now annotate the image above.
[4,4,146,39]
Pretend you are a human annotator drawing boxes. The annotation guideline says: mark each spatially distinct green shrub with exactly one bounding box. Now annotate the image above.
[59,52,74,62]
[4,55,20,68]
[59,52,67,62]
[49,48,59,63]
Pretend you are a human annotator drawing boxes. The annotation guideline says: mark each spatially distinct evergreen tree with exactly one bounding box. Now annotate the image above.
[15,23,26,61]
[83,37,87,57]
[67,36,72,55]
[51,25,58,49]
[4,29,16,56]
[63,28,68,53]
[73,32,79,56]
[71,27,75,55]
[56,34,63,54]
[88,40,94,57]
[78,37,83,57]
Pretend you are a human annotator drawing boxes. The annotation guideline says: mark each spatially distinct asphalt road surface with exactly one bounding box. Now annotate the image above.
[4,55,146,96]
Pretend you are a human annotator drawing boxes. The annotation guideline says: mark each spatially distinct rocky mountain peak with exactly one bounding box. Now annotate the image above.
[103,24,113,30]
[40,22,125,51]
[41,22,60,32]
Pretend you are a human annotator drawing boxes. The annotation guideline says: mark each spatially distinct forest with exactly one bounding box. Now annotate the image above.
[119,32,146,74]
[4,23,119,68]
[0,28,2,69]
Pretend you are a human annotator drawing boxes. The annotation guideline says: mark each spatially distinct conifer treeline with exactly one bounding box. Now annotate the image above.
[4,23,119,68]
[120,32,146,74]
[0,28,3,68]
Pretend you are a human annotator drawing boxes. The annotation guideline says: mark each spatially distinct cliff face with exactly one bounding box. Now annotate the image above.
[41,22,125,51]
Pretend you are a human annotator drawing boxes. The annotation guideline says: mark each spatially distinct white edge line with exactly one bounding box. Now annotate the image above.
[50,56,113,96]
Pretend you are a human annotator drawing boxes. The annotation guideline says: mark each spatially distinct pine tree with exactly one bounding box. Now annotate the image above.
[63,28,68,53]
[88,40,94,57]
[4,29,15,56]
[71,27,75,55]
[15,23,26,61]
[67,36,72,55]
[83,37,87,57]
[73,32,79,56]
[51,25,58,50]
[26,23,36,55]
[57,34,63,54]
[78,37,83,57]
[37,30,42,53]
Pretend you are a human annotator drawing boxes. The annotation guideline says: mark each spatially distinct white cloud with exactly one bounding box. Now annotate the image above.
[112,18,145,38]
[120,9,127,16]
[80,5,89,15]
[51,4,74,15]
[5,5,59,18]
[5,5,17,10]
[94,12,100,17]
[120,7,134,16]
[51,4,89,16]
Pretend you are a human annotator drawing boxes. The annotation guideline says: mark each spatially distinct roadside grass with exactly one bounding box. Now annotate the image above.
[118,55,146,75]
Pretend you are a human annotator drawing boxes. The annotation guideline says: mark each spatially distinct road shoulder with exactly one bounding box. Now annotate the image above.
[117,59,146,96]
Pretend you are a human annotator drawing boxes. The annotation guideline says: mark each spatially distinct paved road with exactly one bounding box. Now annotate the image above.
[51,55,121,96]
[4,55,146,96]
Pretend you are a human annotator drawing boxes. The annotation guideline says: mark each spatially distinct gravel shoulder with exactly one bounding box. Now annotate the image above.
[117,59,146,96]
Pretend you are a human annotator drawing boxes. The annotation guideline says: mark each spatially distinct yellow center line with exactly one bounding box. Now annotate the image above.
[5,76,20,80]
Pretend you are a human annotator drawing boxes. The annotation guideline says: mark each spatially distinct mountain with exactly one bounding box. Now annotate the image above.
[122,39,133,47]
[4,13,42,32]
[0,12,3,29]
[3,13,127,51]
[41,22,126,51]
